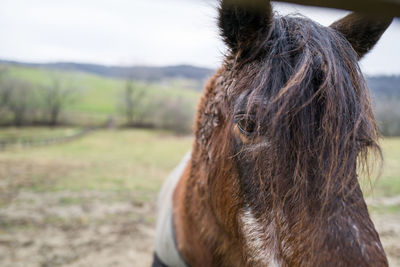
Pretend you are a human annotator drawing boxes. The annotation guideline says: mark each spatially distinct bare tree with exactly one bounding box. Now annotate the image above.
[121,79,147,126]
[374,96,400,136]
[154,96,194,134]
[0,67,10,110]
[124,80,135,125]
[40,75,76,126]
[1,78,34,126]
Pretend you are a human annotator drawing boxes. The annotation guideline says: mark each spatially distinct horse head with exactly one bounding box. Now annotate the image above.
[169,1,393,266]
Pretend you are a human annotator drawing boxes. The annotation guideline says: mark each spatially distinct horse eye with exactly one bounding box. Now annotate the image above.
[235,116,256,136]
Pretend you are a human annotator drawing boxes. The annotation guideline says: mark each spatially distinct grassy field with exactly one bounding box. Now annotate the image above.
[0,129,399,266]
[376,137,400,197]
[0,128,192,196]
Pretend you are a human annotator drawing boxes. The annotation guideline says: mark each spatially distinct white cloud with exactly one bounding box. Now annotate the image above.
[0,0,398,74]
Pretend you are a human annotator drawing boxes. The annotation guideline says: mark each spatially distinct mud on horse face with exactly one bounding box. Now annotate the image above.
[153,0,393,266]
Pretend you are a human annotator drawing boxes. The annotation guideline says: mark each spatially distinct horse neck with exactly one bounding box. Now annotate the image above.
[173,72,246,266]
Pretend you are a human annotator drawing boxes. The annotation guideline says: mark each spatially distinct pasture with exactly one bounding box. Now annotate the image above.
[0,128,399,266]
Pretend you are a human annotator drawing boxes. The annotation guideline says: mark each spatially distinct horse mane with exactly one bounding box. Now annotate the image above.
[197,14,382,218]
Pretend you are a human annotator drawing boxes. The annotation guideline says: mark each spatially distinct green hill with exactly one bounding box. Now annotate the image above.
[0,64,201,129]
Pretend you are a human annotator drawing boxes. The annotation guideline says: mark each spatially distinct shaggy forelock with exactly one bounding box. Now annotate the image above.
[223,14,381,213]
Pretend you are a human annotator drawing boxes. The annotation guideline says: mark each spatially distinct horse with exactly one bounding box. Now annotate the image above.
[153,0,393,266]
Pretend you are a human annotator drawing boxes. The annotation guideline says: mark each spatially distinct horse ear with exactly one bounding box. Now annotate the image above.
[219,0,273,52]
[330,13,393,59]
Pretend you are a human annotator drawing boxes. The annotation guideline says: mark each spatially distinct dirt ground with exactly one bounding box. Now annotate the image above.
[0,191,156,267]
[369,196,400,267]
[0,190,399,267]
[374,214,400,267]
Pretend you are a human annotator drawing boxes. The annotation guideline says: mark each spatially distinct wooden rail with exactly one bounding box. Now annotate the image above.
[275,0,400,17]
[0,128,94,150]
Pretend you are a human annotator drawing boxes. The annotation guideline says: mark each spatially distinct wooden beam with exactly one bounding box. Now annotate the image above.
[275,0,400,17]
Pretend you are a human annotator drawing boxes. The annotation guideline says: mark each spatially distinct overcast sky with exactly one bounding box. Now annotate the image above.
[0,0,399,75]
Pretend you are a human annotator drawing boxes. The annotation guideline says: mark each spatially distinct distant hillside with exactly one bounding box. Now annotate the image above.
[0,59,214,82]
[1,59,399,98]
[367,76,400,98]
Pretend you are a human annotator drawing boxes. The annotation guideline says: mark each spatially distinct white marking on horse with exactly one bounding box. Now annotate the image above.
[240,207,280,266]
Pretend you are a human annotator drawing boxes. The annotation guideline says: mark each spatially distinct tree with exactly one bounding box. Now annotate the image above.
[1,78,34,126]
[0,67,10,111]
[153,96,194,134]
[39,75,76,126]
[124,80,135,125]
[374,96,400,136]
[120,80,147,126]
